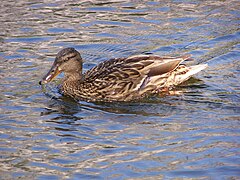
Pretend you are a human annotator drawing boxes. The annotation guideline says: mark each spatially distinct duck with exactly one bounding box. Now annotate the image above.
[39,47,207,102]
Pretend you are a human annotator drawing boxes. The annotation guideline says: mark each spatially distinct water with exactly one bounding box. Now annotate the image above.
[0,0,239,179]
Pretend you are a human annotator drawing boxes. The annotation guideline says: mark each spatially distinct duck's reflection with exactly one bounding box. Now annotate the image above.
[40,76,208,125]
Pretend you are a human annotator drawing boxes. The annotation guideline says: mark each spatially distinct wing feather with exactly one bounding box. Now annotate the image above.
[81,55,190,97]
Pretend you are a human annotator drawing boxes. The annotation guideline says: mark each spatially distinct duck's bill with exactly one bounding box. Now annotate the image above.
[39,65,61,85]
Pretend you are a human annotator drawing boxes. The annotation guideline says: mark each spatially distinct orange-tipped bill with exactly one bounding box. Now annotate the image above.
[39,65,61,85]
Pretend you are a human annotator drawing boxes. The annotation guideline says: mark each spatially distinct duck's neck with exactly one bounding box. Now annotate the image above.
[64,71,82,81]
[62,72,83,96]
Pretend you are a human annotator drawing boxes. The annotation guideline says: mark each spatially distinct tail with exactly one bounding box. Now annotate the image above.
[172,63,208,86]
[185,64,208,77]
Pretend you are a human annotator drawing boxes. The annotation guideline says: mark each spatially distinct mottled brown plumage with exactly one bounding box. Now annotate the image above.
[39,47,207,102]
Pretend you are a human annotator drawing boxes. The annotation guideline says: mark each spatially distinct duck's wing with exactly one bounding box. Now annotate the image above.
[84,55,190,81]
[81,55,191,100]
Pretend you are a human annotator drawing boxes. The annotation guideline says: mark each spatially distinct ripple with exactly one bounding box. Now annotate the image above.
[5,36,52,43]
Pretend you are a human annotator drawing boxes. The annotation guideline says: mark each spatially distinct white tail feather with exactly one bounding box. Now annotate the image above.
[186,64,208,77]
[173,64,208,85]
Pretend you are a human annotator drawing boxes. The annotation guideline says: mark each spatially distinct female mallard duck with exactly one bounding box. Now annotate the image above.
[39,47,207,102]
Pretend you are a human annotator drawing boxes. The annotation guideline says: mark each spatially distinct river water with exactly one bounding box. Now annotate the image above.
[0,0,239,179]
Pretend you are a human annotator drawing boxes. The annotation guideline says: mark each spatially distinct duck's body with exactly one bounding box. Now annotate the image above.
[40,48,207,102]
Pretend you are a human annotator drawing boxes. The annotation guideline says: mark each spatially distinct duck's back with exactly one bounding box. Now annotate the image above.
[75,55,189,101]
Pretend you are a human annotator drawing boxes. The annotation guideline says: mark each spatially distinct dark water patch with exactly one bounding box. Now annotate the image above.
[5,36,52,43]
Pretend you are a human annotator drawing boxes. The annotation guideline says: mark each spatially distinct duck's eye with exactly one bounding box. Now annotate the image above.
[63,58,69,63]
[62,54,76,63]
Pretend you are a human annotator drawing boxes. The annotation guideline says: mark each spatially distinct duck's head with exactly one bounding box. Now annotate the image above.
[39,47,82,85]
